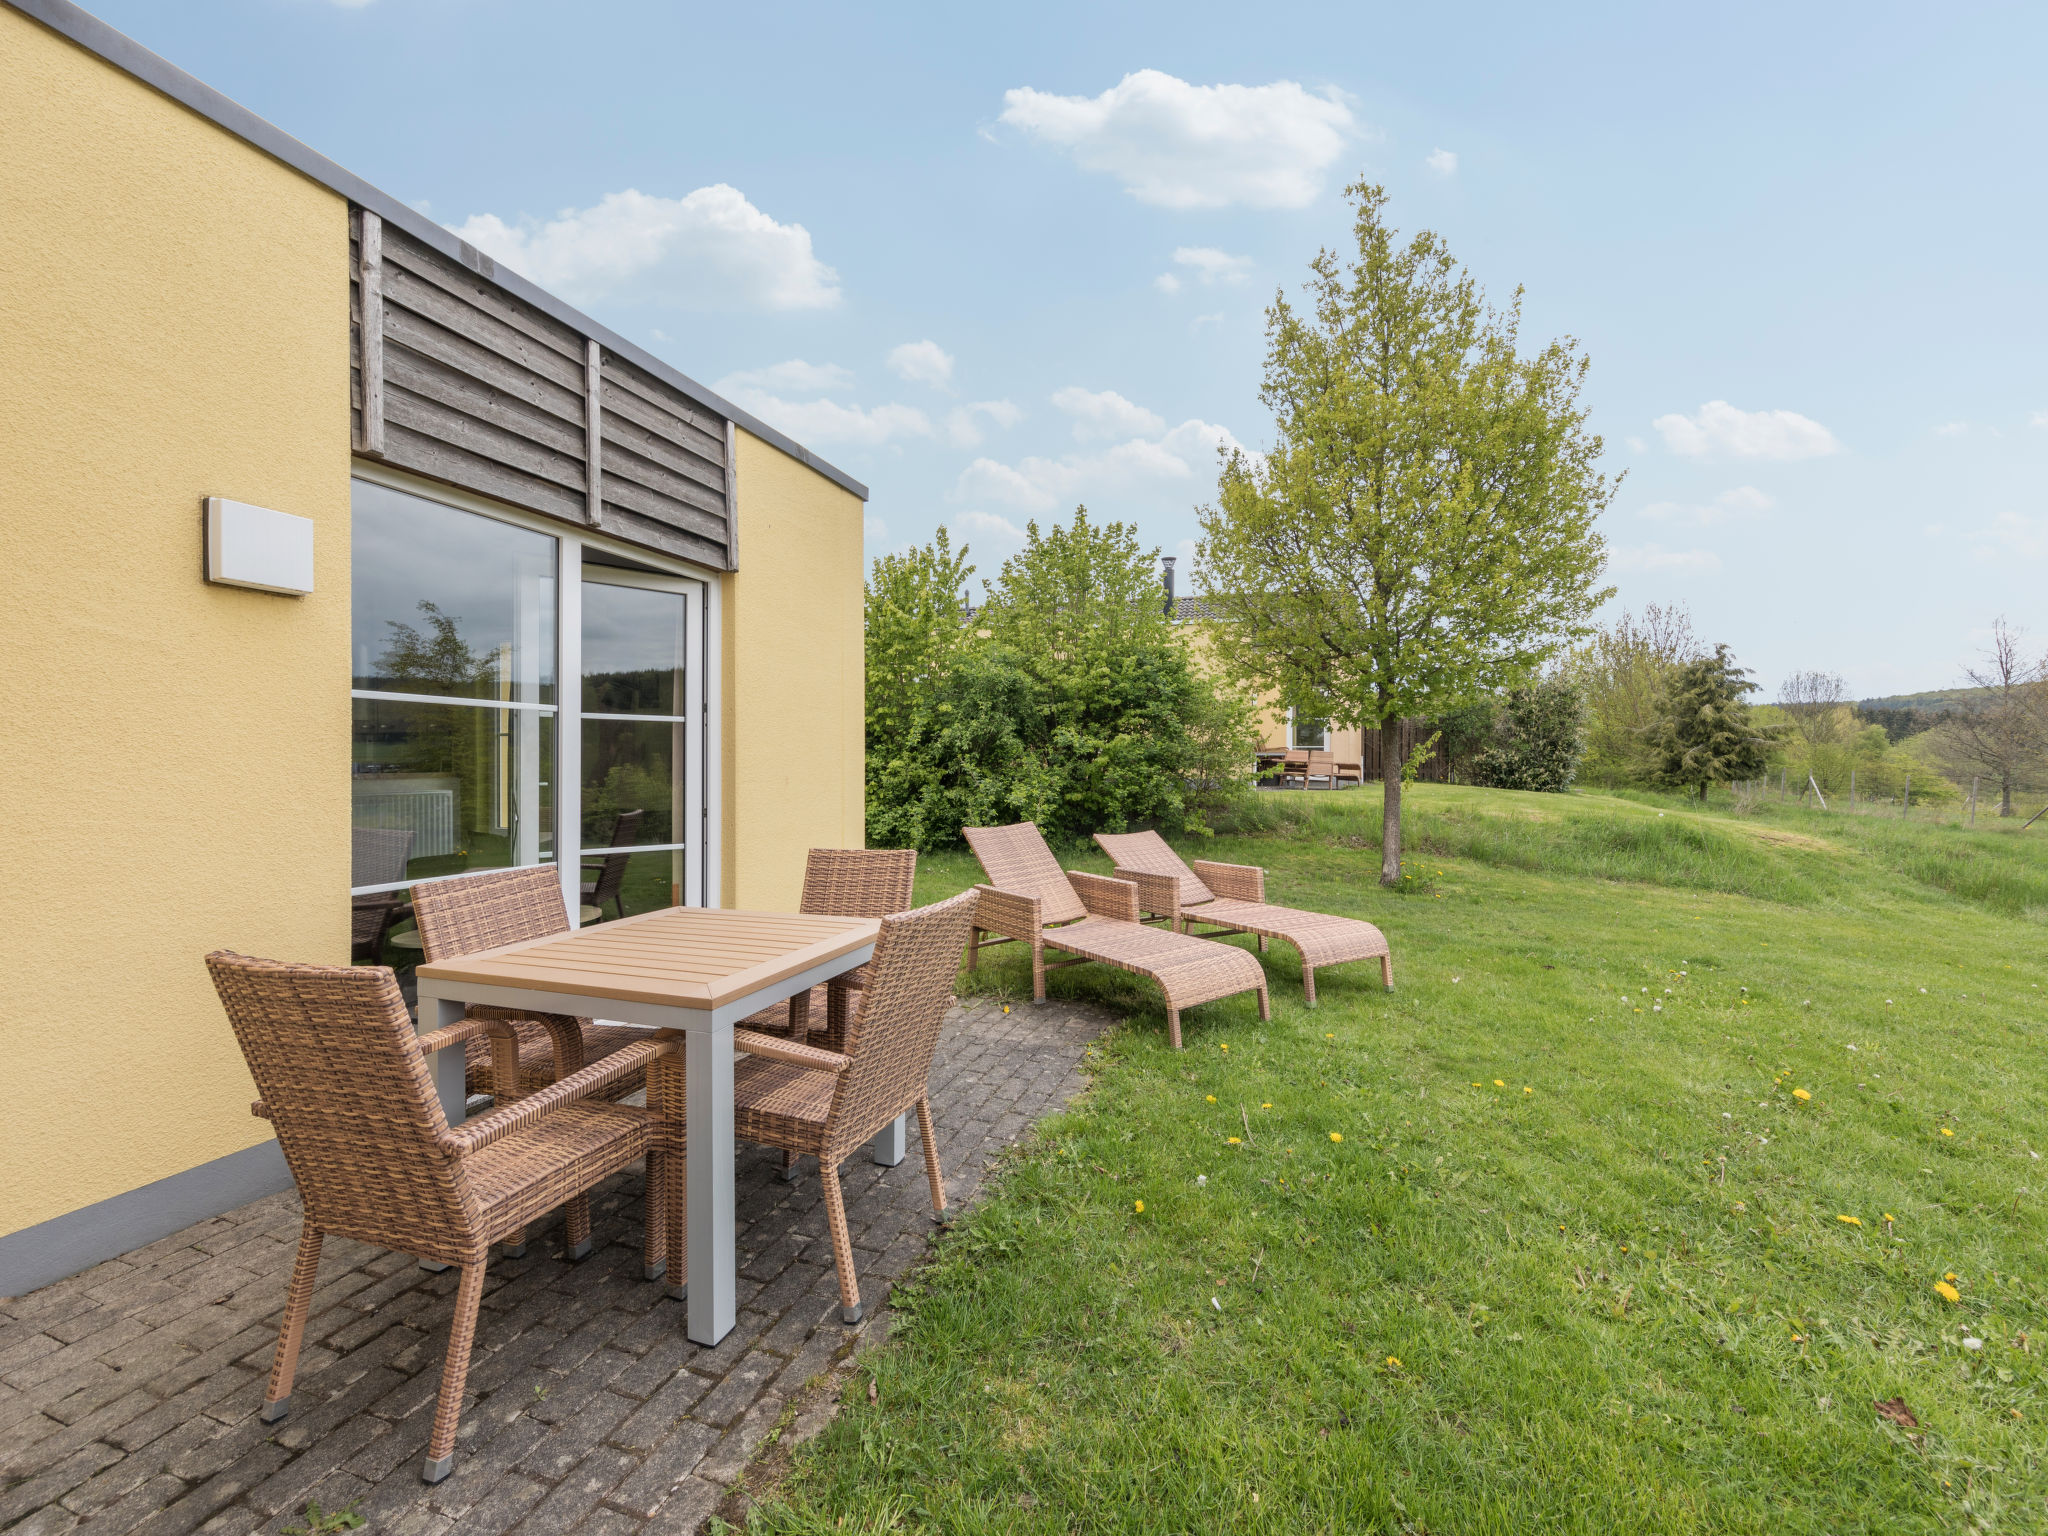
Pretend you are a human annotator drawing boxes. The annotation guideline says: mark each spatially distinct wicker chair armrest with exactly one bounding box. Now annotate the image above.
[1112,866,1183,920]
[734,1029,850,1072]
[1068,870,1140,923]
[1191,859,1265,902]
[251,1099,270,1119]
[438,1037,677,1156]
[414,1016,510,1056]
[973,884,1042,940]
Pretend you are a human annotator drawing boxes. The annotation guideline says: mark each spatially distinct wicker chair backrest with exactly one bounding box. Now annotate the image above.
[822,889,978,1158]
[351,827,415,888]
[1091,830,1216,906]
[800,848,917,919]
[412,865,570,964]
[588,810,645,908]
[204,952,476,1248]
[962,823,1086,925]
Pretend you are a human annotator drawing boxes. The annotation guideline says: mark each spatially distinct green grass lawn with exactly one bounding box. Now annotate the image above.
[750,784,2048,1535]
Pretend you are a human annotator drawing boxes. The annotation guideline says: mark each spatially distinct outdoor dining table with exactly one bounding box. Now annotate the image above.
[413,905,883,1345]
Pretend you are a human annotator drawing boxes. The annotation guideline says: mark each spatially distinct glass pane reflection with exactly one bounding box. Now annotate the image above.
[580,849,683,925]
[583,581,685,716]
[582,719,680,849]
[353,699,554,883]
[352,479,556,704]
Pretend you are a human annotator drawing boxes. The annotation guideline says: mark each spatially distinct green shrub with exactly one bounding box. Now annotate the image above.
[1471,677,1586,792]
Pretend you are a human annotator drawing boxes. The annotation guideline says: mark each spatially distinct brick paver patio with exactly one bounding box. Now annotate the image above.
[0,996,1112,1536]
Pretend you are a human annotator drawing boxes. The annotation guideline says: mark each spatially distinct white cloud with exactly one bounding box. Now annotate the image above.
[1192,311,1225,331]
[1154,273,1183,295]
[1935,421,1970,437]
[2030,410,2048,429]
[1625,435,1648,453]
[953,416,1254,511]
[1651,400,1839,460]
[1172,246,1253,284]
[1052,386,1166,442]
[998,70,1358,210]
[1608,544,1723,575]
[1638,485,1773,526]
[886,340,955,389]
[946,400,1024,449]
[714,381,932,446]
[450,186,840,311]
[954,511,1027,544]
[1425,148,1458,176]
[1970,512,2048,561]
[717,359,854,395]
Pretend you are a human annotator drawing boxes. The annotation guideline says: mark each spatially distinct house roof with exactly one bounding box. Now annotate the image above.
[7,0,869,503]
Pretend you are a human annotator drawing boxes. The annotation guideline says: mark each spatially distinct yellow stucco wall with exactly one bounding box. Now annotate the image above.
[721,431,866,910]
[0,11,351,1238]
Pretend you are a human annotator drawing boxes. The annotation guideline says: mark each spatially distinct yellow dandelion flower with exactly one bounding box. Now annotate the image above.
[1002,1004,1011,1014]
[1134,1200,1144,1214]
[1385,1356,1402,1370]
[1494,1079,1506,1087]
[1330,1132,1344,1143]
[1945,1271,1958,1281]
[1934,1281,1961,1303]
[1472,1082,1482,1087]
[1262,1102,1273,1109]
[1206,1095,1217,1103]
[1793,1088,1812,1102]
[1941,1127,1955,1137]
[1523,1086,1533,1094]
[1227,1136,1242,1145]
[1220,1043,1229,1052]
[1325,1033,1334,1039]
[1837,1215,1861,1226]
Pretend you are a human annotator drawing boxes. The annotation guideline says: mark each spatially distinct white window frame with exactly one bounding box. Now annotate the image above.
[1287,707,1329,752]
[347,461,723,919]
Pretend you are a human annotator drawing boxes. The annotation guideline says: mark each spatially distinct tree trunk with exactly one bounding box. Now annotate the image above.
[1381,723,1403,887]
[2003,774,2015,817]
[1700,780,1710,804]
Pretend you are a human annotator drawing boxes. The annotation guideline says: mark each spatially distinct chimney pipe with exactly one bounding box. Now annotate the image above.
[1162,556,1176,617]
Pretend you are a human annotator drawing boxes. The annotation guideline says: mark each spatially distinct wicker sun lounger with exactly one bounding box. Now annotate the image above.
[206,951,677,1484]
[1093,829,1393,1005]
[963,822,1268,1049]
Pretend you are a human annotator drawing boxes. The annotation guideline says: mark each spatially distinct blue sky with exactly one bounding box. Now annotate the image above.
[93,0,2048,697]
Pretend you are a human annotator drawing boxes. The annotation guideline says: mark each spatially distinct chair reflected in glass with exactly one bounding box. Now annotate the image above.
[580,808,644,924]
[350,827,414,964]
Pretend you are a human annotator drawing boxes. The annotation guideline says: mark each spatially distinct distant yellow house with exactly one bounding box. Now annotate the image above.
[0,0,866,1292]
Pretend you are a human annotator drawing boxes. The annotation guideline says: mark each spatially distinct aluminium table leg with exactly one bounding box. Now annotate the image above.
[868,1114,907,1167]
[685,1021,737,1344]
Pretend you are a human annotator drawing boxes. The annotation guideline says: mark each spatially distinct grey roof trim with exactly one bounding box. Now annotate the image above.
[7,0,870,504]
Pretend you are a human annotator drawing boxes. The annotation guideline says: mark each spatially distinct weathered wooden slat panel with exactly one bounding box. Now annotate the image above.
[599,505,729,569]
[604,353,726,445]
[601,375,725,466]
[383,344,588,462]
[384,381,588,499]
[601,434,728,521]
[383,304,586,429]
[381,226,584,373]
[379,422,589,526]
[600,401,726,498]
[599,472,728,543]
[382,262,585,395]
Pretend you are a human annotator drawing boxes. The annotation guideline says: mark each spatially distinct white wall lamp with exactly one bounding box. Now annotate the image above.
[203,497,315,595]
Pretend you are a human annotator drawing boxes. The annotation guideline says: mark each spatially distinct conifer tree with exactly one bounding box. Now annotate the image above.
[1645,644,1779,801]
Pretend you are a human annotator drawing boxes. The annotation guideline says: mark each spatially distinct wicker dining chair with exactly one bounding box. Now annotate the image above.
[411,865,654,1261]
[679,889,976,1325]
[205,951,676,1484]
[744,848,918,1051]
[580,809,645,923]
[350,828,414,965]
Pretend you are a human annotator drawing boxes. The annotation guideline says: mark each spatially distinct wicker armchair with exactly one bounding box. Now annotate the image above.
[692,889,975,1324]
[744,848,917,1052]
[205,951,675,1484]
[964,822,1269,1049]
[350,828,414,965]
[411,865,654,1261]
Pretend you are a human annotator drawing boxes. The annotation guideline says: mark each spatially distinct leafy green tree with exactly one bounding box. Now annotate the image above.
[865,509,1255,850]
[1568,603,1702,786]
[1473,677,1587,792]
[1645,645,1780,801]
[864,527,976,765]
[1198,181,1614,885]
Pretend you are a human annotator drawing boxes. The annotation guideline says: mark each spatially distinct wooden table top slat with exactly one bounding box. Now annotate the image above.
[414,906,881,1010]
